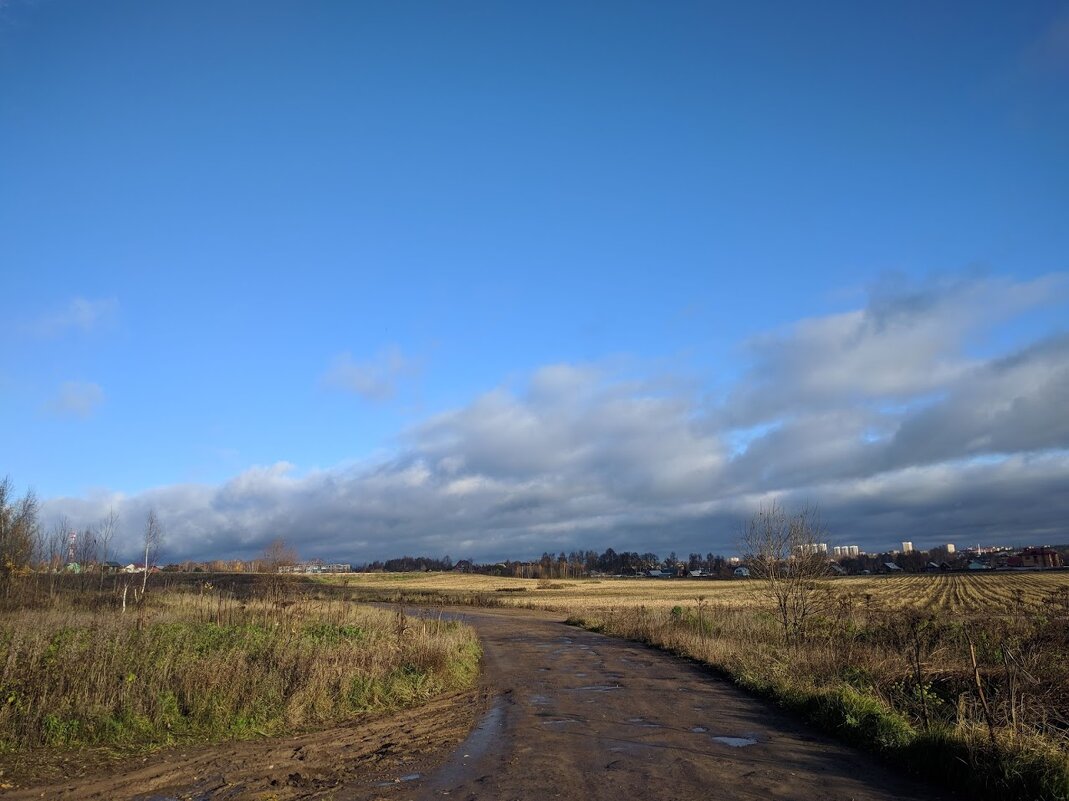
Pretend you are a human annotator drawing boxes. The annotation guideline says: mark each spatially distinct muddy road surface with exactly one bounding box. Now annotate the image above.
[400,608,942,801]
[3,608,943,800]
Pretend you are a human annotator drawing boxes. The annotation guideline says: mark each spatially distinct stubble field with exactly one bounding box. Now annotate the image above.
[330,568,1069,615]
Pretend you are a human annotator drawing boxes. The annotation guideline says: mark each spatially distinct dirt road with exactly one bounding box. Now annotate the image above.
[397,607,942,801]
[3,607,944,800]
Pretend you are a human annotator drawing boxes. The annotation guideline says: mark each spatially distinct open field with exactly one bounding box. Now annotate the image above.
[330,568,1069,615]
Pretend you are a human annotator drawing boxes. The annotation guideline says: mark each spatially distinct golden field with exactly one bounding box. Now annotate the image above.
[327,569,1069,616]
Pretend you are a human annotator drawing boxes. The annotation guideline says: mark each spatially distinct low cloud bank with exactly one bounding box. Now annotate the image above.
[42,274,1069,563]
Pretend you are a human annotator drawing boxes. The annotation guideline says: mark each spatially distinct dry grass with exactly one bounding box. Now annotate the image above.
[0,580,480,754]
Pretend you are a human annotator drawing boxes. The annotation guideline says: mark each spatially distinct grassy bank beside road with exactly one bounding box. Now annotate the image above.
[0,581,480,757]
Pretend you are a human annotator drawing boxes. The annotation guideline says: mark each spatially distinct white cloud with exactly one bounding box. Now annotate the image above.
[719,273,1066,427]
[321,344,414,401]
[31,297,118,338]
[45,381,105,419]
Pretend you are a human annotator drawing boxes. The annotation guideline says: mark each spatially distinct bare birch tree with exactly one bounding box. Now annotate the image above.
[141,509,162,596]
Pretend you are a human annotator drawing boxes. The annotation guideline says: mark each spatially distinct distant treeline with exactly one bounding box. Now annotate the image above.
[359,545,1069,578]
[361,549,739,578]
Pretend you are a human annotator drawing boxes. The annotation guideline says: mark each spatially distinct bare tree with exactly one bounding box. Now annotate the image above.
[74,526,99,591]
[37,517,70,598]
[98,508,118,590]
[741,503,831,647]
[258,538,298,606]
[141,509,163,596]
[262,537,298,573]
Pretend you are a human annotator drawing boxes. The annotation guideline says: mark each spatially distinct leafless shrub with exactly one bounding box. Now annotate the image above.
[741,502,831,646]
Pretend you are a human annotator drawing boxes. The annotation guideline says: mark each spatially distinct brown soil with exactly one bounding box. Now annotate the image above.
[0,690,486,800]
[1,607,946,800]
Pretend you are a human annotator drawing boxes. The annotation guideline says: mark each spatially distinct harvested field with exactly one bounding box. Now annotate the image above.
[331,569,1069,615]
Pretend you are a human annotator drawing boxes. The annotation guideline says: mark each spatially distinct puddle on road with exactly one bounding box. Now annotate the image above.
[626,717,663,728]
[712,735,759,747]
[530,694,551,705]
[461,699,505,757]
[609,743,654,754]
[374,773,422,787]
[541,718,580,726]
[570,684,622,692]
[690,726,708,733]
[416,696,506,791]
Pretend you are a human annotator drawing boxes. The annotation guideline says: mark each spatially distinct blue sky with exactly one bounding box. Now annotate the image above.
[2,1,1067,562]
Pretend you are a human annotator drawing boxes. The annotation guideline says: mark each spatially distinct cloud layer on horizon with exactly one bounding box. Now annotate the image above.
[40,274,1069,564]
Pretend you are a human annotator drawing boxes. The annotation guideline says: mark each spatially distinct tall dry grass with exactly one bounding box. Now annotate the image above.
[0,580,479,753]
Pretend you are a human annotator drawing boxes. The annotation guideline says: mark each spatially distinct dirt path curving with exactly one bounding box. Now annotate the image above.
[396,607,944,801]
[2,607,945,800]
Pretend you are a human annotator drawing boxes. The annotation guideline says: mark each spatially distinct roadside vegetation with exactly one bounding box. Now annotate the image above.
[0,584,479,758]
